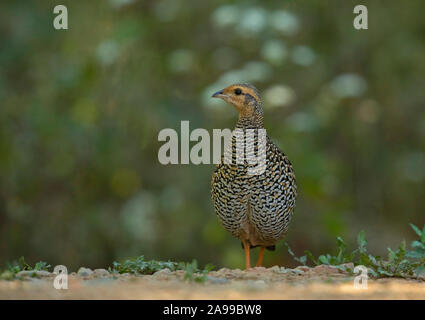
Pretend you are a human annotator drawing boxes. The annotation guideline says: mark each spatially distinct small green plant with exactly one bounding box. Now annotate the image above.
[182,259,215,283]
[1,256,51,280]
[286,235,356,267]
[406,223,425,276]
[33,261,51,271]
[109,256,182,274]
[109,255,215,281]
[286,223,425,279]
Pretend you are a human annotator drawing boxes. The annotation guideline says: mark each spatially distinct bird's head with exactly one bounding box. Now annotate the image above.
[212,83,263,119]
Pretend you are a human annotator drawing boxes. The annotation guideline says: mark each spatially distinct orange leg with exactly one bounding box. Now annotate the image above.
[256,247,265,267]
[242,241,251,269]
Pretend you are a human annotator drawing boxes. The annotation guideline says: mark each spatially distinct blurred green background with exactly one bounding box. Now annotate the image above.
[0,0,424,270]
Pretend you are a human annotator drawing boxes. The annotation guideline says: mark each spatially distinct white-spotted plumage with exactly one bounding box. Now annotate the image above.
[211,83,297,252]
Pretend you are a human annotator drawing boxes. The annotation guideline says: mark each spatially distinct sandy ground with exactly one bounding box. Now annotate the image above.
[1,265,425,300]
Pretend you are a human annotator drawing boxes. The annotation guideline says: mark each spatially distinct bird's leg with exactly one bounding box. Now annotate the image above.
[242,240,251,269]
[256,247,265,267]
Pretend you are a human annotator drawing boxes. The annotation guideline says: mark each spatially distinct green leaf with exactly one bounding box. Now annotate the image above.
[387,248,396,262]
[304,250,319,266]
[415,265,425,276]
[410,223,423,238]
[367,254,379,266]
[357,230,367,253]
[336,237,346,249]
[411,241,425,249]
[34,261,51,271]
[284,242,295,256]
[318,255,329,265]
[368,268,378,278]
[204,263,215,272]
[377,269,394,277]
[298,255,307,265]
[406,250,425,259]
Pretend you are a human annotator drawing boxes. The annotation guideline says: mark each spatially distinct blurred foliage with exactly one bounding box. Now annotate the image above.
[182,260,215,283]
[0,256,51,280]
[286,224,425,279]
[0,0,425,270]
[110,256,215,283]
[110,255,183,275]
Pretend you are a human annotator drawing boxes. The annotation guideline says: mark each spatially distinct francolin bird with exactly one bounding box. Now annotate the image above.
[211,83,297,269]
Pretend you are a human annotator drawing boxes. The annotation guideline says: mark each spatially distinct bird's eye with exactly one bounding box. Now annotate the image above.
[234,88,242,95]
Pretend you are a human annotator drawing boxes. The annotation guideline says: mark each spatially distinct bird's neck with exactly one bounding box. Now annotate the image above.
[235,113,264,129]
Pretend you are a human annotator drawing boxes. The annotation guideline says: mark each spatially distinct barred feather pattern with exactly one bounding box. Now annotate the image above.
[211,124,297,247]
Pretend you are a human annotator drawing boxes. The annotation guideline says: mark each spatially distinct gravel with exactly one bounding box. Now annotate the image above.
[77,267,94,277]
[16,270,52,278]
[2,264,425,299]
[94,269,110,277]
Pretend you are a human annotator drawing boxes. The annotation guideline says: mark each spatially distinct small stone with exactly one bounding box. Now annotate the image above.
[94,269,110,277]
[313,264,340,275]
[16,271,34,277]
[34,270,51,277]
[226,268,244,278]
[16,270,51,278]
[77,267,94,277]
[152,268,172,279]
[215,268,235,278]
[217,268,231,274]
[251,266,266,272]
[291,269,305,275]
[270,265,281,273]
[296,266,311,272]
[279,267,291,274]
[153,268,171,276]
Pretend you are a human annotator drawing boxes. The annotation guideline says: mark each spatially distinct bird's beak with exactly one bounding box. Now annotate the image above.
[212,90,226,99]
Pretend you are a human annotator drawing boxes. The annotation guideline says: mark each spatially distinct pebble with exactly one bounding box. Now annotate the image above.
[214,268,237,279]
[296,266,311,272]
[250,267,266,272]
[278,267,291,274]
[94,269,110,277]
[269,265,281,273]
[16,270,51,278]
[216,268,232,275]
[291,269,305,275]
[153,268,171,276]
[313,264,342,275]
[231,269,245,278]
[77,267,94,277]
[151,268,172,280]
[279,267,304,274]
[313,264,354,275]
